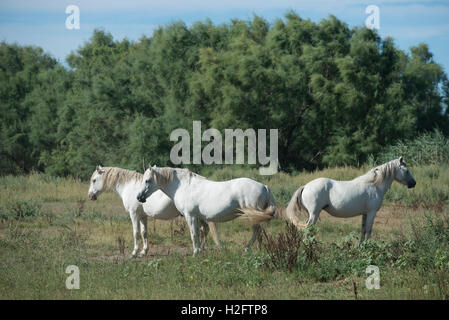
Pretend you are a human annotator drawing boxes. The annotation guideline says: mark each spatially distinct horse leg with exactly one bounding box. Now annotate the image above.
[245,224,262,251]
[198,219,209,250]
[256,225,263,249]
[208,222,222,248]
[301,194,322,228]
[185,214,202,256]
[360,214,367,243]
[306,207,321,227]
[364,211,377,241]
[138,216,148,257]
[129,210,141,258]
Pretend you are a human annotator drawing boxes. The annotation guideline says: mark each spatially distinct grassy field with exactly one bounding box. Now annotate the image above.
[1,164,449,299]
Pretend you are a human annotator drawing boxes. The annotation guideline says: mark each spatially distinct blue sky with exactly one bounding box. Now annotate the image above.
[1,0,448,73]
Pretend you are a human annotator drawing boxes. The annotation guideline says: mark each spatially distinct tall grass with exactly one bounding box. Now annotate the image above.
[375,129,449,166]
[1,163,448,209]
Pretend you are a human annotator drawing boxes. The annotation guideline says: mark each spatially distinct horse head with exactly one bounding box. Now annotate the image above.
[88,165,105,200]
[394,157,416,189]
[137,167,158,203]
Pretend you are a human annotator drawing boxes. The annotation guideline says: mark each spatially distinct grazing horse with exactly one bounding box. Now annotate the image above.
[88,166,221,257]
[285,157,416,242]
[136,166,277,255]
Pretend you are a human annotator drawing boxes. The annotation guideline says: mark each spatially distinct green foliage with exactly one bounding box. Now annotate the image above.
[1,13,448,178]
[0,42,60,174]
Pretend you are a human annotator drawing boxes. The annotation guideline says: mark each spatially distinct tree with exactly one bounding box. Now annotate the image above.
[1,13,448,177]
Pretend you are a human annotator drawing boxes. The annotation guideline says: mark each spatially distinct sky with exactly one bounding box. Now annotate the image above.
[0,0,448,73]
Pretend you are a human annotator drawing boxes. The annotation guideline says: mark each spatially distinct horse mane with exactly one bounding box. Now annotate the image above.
[95,167,143,190]
[152,167,174,187]
[361,159,399,186]
[153,167,205,186]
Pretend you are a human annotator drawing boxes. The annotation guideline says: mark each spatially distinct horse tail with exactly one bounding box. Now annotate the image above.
[266,186,286,220]
[207,221,222,248]
[238,205,276,224]
[238,185,277,224]
[285,186,308,229]
[265,185,277,208]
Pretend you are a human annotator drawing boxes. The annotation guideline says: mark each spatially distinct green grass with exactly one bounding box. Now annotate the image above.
[1,165,449,299]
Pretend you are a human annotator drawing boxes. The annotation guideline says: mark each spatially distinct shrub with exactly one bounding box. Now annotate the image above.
[262,222,319,271]
[0,200,43,221]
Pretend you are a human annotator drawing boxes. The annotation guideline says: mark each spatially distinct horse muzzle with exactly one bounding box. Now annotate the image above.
[88,193,97,201]
[137,194,146,203]
[408,180,416,189]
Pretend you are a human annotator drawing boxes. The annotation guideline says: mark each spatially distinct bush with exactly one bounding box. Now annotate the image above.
[0,200,43,221]
[262,222,319,271]
[396,211,449,271]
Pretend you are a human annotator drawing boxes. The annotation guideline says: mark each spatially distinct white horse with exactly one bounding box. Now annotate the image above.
[88,165,221,257]
[136,166,277,255]
[286,157,416,242]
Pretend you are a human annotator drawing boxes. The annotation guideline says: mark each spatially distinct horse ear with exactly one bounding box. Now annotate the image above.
[399,156,404,163]
[96,165,104,174]
[152,165,157,169]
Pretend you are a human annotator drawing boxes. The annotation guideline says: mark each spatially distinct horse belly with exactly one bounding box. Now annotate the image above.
[324,204,364,218]
[325,192,367,218]
[198,200,240,222]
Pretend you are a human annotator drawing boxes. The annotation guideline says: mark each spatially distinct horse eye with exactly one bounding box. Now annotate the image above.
[93,179,96,183]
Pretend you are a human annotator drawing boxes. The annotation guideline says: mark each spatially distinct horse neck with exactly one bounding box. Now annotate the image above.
[375,161,399,195]
[157,170,189,200]
[103,169,140,200]
[375,174,394,197]
[112,181,127,199]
